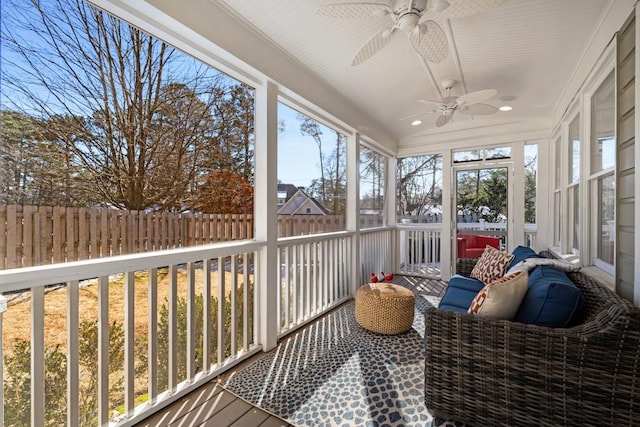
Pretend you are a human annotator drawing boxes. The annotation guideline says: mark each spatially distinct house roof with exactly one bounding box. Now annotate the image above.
[277,185,331,215]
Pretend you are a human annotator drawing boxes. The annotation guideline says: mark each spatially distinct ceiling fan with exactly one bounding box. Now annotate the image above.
[402,79,498,127]
[316,0,510,66]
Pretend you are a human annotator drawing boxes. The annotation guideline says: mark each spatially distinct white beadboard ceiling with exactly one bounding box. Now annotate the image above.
[215,0,610,140]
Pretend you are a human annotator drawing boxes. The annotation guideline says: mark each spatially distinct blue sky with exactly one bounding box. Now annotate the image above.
[277,103,326,189]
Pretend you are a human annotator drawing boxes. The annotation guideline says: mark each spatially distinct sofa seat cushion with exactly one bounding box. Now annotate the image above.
[514,265,584,327]
[438,274,485,313]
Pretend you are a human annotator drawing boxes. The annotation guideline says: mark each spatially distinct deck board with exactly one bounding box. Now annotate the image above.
[229,408,271,426]
[171,388,237,426]
[137,382,222,427]
[136,384,292,427]
[200,397,252,426]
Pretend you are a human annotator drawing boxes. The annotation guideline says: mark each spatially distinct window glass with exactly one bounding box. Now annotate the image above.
[359,146,386,228]
[485,146,511,160]
[590,71,615,269]
[554,191,561,245]
[597,174,615,264]
[1,0,255,270]
[396,154,443,223]
[554,136,562,189]
[277,103,346,236]
[572,185,580,251]
[569,115,580,183]
[453,150,482,163]
[591,72,615,173]
[524,144,537,224]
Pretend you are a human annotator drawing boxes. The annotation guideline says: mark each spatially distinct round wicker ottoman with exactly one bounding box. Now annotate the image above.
[355,283,415,334]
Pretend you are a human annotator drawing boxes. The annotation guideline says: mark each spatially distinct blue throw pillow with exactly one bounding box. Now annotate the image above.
[514,265,584,327]
[509,245,541,269]
[438,274,485,313]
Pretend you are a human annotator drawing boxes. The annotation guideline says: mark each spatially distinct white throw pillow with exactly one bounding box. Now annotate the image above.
[505,257,580,276]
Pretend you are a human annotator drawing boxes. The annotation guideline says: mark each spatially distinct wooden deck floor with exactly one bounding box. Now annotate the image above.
[136,380,292,427]
[135,275,444,427]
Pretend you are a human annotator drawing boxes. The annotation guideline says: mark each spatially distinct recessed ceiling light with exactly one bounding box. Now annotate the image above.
[411,120,422,126]
[499,106,512,111]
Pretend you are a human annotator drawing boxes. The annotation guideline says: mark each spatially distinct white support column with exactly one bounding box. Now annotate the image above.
[441,150,452,281]
[536,137,553,251]
[255,80,279,351]
[511,143,525,249]
[386,155,398,272]
[560,122,570,254]
[347,133,361,292]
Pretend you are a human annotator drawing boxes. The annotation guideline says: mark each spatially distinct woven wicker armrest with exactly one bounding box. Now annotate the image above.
[424,271,640,427]
[454,257,479,276]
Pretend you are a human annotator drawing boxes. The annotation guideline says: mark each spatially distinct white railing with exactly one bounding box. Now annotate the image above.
[360,227,394,283]
[525,223,537,249]
[397,223,442,277]
[277,232,352,336]
[0,241,262,426]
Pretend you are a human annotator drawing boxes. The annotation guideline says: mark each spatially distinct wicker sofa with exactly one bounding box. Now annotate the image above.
[424,258,640,426]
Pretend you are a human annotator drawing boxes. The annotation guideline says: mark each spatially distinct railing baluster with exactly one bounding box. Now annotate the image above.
[67,281,79,426]
[186,262,195,380]
[98,275,109,425]
[168,265,178,390]
[242,253,249,350]
[311,242,317,315]
[230,255,238,357]
[276,248,282,333]
[125,271,135,416]
[203,259,211,371]
[305,243,310,319]
[292,244,298,324]
[217,256,225,365]
[284,247,290,329]
[31,286,45,427]
[148,268,158,403]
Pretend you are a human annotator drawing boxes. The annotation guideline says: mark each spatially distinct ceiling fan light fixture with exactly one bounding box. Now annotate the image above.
[499,105,513,111]
[411,119,422,126]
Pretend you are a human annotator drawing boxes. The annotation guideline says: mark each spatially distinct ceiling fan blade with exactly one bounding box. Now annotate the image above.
[459,103,498,115]
[419,98,445,105]
[316,2,391,19]
[409,21,448,64]
[351,26,396,66]
[456,88,497,106]
[436,0,511,19]
[400,107,440,121]
[435,111,453,127]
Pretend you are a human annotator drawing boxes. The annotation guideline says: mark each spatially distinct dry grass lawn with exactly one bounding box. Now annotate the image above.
[3,268,251,353]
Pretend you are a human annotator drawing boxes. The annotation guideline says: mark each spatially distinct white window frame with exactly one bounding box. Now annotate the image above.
[584,64,616,275]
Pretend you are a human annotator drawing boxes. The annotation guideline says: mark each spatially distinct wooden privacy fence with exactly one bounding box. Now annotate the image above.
[0,205,346,269]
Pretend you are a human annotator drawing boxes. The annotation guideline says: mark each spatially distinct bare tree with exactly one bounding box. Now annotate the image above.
[299,115,327,202]
[1,0,254,210]
[396,155,442,217]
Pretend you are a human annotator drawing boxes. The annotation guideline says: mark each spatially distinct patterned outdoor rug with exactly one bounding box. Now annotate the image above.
[222,277,465,426]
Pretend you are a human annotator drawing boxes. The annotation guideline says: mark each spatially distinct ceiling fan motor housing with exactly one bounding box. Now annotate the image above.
[393,0,427,15]
[393,0,427,31]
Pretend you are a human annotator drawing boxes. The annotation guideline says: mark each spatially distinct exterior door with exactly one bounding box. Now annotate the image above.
[454,166,511,274]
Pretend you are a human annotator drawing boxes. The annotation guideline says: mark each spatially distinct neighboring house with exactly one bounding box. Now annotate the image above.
[277,183,329,215]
